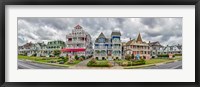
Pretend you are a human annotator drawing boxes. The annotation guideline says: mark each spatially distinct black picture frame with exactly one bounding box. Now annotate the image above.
[0,0,199,87]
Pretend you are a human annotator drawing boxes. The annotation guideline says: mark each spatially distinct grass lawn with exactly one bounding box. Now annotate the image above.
[146,57,182,64]
[124,57,182,69]
[115,57,182,65]
[18,55,81,67]
[65,60,81,66]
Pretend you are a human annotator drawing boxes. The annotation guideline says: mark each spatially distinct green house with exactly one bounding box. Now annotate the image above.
[47,40,66,50]
[46,40,66,56]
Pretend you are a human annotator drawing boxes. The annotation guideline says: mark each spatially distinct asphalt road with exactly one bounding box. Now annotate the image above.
[144,60,182,69]
[18,59,182,69]
[18,60,68,69]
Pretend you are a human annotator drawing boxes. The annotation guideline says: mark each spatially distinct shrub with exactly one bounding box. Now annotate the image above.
[122,62,128,66]
[157,54,169,57]
[87,59,112,67]
[89,58,97,64]
[175,54,182,56]
[53,50,61,56]
[87,62,111,67]
[57,59,63,62]
[132,59,146,65]
[79,57,84,61]
[125,55,131,60]
[31,53,37,57]
[87,55,93,58]
[67,59,75,64]
[121,59,146,66]
[58,56,68,63]
[50,55,55,57]
[131,54,134,59]
[75,55,79,60]
[80,55,85,59]
[24,52,27,56]
[59,56,65,59]
[59,61,65,64]
[48,60,56,63]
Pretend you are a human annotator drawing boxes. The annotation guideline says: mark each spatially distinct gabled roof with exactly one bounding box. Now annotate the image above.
[176,44,182,50]
[163,45,182,51]
[74,24,82,29]
[149,41,163,47]
[177,45,182,50]
[111,31,121,36]
[95,32,109,43]
[98,32,106,38]
[37,42,46,47]
[136,33,143,42]
[23,42,33,49]
[18,46,24,49]
[126,39,135,45]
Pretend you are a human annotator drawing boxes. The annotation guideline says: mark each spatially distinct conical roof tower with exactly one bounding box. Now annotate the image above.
[136,33,143,43]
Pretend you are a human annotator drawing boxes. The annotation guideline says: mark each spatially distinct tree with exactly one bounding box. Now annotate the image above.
[131,54,134,59]
[53,50,61,56]
[75,55,79,60]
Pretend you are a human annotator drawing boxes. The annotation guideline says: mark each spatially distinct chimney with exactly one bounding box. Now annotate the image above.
[149,41,151,43]
[130,38,131,41]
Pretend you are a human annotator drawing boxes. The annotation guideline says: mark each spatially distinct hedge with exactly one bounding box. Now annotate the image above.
[87,60,112,67]
[157,54,176,58]
[157,54,169,57]
[120,59,146,66]
[175,54,182,56]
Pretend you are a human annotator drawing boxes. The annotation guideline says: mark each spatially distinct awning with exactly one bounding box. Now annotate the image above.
[61,48,86,52]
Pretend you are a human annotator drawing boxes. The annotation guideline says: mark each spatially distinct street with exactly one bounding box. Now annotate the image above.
[18,60,68,69]
[18,59,182,69]
[144,60,182,69]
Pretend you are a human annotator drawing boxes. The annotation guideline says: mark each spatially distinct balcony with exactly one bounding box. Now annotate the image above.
[94,54,107,56]
[112,46,121,49]
[112,40,121,43]
[67,34,86,37]
[94,46,107,49]
[75,34,85,37]
[66,47,86,49]
[112,54,121,56]
[107,46,112,49]
[67,40,85,44]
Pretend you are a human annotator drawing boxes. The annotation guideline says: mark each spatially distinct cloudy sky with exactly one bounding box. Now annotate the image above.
[17,17,182,46]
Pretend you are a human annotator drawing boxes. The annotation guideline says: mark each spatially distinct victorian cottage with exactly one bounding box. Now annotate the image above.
[62,25,93,57]
[163,44,182,55]
[124,33,151,60]
[148,41,164,58]
[94,31,122,60]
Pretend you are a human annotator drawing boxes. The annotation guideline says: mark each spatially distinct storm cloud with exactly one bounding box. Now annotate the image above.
[17,17,182,46]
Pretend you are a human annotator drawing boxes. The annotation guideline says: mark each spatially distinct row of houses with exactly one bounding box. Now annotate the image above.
[18,40,66,57]
[18,25,182,60]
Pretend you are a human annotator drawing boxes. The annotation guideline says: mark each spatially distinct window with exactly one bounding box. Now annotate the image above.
[98,38,105,43]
